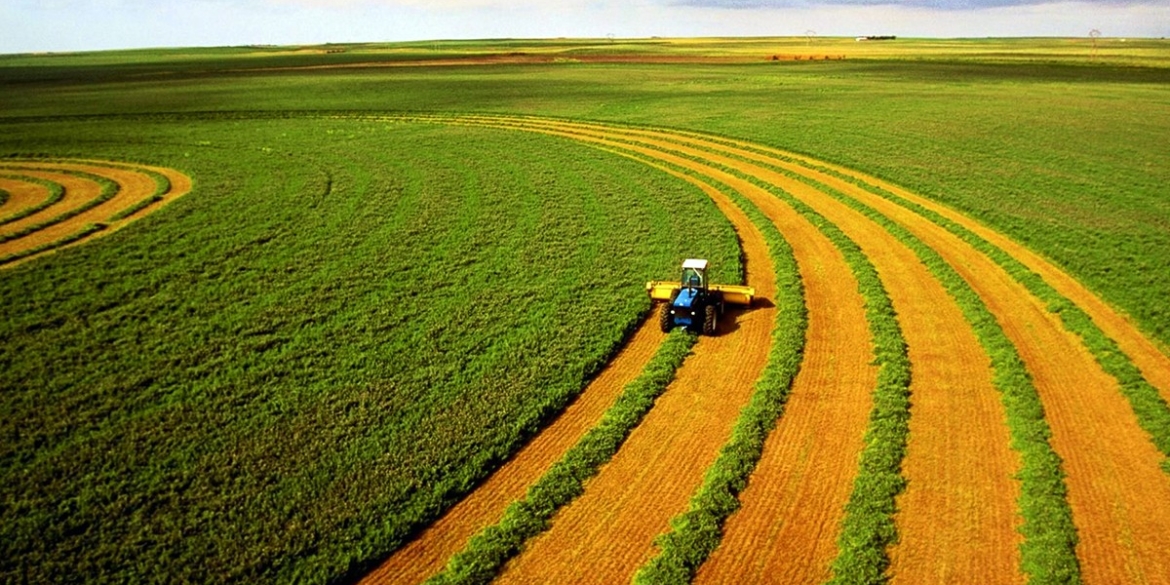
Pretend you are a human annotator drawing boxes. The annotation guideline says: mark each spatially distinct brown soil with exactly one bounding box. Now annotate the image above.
[0,177,52,223]
[0,160,191,267]
[490,134,778,585]
[360,319,666,584]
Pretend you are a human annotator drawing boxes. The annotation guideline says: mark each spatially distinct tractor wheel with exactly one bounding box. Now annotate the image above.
[659,304,674,333]
[703,304,718,335]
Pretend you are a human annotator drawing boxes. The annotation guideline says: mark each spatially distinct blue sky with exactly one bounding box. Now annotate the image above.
[2,0,1167,54]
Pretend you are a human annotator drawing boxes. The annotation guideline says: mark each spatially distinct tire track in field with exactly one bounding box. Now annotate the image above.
[361,320,666,584]
[0,160,191,268]
[461,117,1020,583]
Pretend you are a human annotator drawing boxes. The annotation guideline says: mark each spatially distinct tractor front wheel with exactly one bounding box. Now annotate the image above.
[659,304,674,333]
[703,304,718,335]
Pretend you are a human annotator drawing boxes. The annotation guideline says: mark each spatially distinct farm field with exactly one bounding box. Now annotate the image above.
[2,37,1170,584]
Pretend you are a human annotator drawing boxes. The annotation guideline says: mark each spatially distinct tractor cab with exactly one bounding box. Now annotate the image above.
[680,258,708,292]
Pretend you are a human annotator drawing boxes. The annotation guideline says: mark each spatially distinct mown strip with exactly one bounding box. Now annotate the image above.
[768,190,913,585]
[0,222,110,266]
[627,158,807,583]
[557,122,912,582]
[0,174,65,227]
[0,168,118,245]
[426,329,697,585]
[736,154,1082,583]
[817,170,1170,475]
[110,167,171,221]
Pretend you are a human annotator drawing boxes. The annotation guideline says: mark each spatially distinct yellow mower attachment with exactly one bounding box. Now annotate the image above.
[645,281,755,306]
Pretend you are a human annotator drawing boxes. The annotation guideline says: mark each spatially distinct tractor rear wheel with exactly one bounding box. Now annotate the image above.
[703,304,718,335]
[659,304,674,333]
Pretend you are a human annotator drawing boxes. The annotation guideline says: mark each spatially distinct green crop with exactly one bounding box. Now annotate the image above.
[0,117,740,583]
[2,38,1167,584]
[632,160,808,584]
[430,329,697,585]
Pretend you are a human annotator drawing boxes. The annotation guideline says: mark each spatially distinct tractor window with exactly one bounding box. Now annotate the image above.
[682,267,703,289]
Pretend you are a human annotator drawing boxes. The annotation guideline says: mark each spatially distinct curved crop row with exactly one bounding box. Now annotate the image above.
[0,174,65,226]
[428,329,697,585]
[0,159,190,267]
[374,114,1170,585]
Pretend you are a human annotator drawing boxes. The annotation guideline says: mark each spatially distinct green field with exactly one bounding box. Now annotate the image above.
[2,38,1168,582]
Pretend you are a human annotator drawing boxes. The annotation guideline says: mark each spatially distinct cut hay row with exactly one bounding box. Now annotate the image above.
[361,320,667,584]
[491,141,778,584]
[0,159,191,268]
[704,137,1170,584]
[369,114,1170,584]
[0,175,62,226]
[442,116,992,582]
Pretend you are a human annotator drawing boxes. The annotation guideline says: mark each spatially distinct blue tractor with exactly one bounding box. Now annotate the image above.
[646,258,755,335]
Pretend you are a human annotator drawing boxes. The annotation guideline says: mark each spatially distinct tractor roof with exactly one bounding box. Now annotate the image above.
[682,258,709,271]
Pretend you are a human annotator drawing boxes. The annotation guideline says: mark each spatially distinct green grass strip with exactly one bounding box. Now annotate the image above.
[0,187,8,208]
[575,126,911,583]
[618,156,806,583]
[0,169,118,245]
[701,129,1170,473]
[730,153,1082,583]
[426,328,698,585]
[0,222,110,266]
[777,196,913,585]
[0,174,65,226]
[825,171,1170,476]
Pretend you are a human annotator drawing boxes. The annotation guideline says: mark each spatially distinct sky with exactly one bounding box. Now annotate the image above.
[1,0,1168,54]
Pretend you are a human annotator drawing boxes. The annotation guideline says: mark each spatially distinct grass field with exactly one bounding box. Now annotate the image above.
[2,37,1169,583]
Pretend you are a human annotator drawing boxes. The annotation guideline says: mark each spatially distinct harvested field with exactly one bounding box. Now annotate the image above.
[494,151,777,584]
[0,159,191,267]
[361,319,666,584]
[368,115,1170,585]
[7,40,1170,585]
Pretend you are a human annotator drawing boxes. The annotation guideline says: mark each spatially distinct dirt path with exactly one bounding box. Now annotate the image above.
[491,132,778,585]
[0,160,191,267]
[0,177,52,224]
[361,320,666,584]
